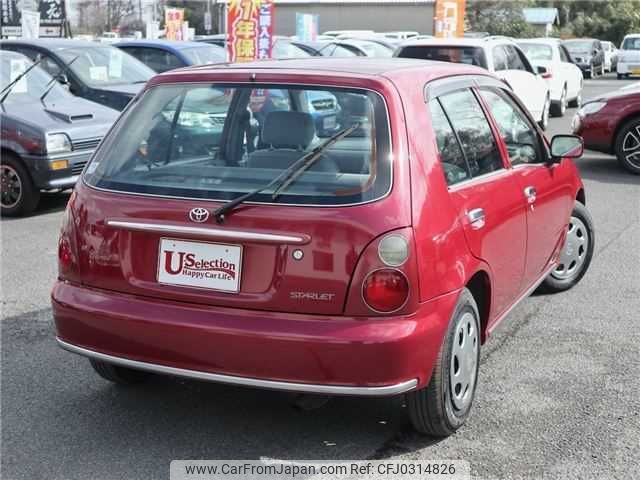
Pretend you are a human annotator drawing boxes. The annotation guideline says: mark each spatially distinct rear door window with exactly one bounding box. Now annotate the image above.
[437,88,504,177]
[428,99,470,186]
[84,84,392,206]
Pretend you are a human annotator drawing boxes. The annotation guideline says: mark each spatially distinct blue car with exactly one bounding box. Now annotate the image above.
[114,39,226,73]
[0,39,155,111]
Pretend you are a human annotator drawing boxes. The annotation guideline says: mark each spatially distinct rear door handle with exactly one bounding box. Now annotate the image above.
[467,208,485,230]
[524,186,537,204]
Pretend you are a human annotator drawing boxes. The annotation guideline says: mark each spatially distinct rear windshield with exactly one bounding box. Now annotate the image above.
[84,84,392,206]
[397,45,488,68]
[622,37,640,50]
[518,43,553,61]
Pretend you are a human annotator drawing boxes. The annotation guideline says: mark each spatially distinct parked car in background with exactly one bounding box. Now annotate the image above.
[0,51,118,216]
[602,41,618,73]
[381,31,418,41]
[562,38,604,78]
[115,40,226,73]
[322,30,374,38]
[299,38,394,57]
[97,32,119,44]
[573,87,640,174]
[52,57,592,437]
[518,38,583,117]
[195,35,309,59]
[616,34,640,79]
[0,39,154,111]
[396,37,552,129]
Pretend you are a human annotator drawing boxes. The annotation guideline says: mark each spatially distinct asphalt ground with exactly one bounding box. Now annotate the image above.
[1,73,639,480]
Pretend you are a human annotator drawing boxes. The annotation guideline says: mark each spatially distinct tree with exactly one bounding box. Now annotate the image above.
[465,0,538,37]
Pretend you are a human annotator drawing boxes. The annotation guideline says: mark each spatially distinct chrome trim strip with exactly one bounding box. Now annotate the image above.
[487,263,556,336]
[48,175,80,187]
[57,338,418,396]
[106,220,310,245]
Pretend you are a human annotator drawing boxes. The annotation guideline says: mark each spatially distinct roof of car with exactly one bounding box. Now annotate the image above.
[0,38,104,50]
[517,38,562,45]
[0,49,28,60]
[154,57,488,83]
[114,39,214,51]
[399,36,512,49]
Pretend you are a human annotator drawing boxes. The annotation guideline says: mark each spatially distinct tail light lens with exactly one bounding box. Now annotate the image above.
[58,191,79,281]
[362,268,409,313]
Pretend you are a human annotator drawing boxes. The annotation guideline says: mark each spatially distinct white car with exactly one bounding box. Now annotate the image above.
[602,41,618,73]
[518,38,583,117]
[382,31,419,41]
[395,37,552,129]
[617,34,640,79]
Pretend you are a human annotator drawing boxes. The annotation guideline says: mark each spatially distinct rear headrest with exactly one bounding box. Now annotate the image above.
[262,111,315,149]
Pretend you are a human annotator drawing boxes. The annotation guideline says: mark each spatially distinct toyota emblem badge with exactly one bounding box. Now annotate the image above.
[189,207,210,223]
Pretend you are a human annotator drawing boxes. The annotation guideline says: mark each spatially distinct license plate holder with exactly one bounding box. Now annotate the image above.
[157,238,242,293]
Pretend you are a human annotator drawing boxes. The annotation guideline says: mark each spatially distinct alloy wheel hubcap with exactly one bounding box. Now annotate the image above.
[553,216,589,280]
[1,165,22,209]
[450,312,478,411]
[622,125,640,169]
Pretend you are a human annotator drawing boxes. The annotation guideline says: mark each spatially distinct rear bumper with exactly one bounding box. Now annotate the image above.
[52,281,459,396]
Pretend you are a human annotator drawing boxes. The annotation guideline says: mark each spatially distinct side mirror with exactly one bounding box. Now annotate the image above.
[536,65,548,76]
[549,134,584,163]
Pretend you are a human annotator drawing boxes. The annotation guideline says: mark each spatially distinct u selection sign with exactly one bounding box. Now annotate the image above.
[226,0,275,63]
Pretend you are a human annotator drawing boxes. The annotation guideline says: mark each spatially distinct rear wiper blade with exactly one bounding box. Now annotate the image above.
[213,123,359,224]
[40,55,79,106]
[0,57,44,104]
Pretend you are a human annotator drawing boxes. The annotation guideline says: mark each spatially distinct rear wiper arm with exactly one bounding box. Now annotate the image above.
[213,123,359,224]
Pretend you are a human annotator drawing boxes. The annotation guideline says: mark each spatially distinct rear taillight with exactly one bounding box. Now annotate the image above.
[362,268,409,313]
[58,191,79,281]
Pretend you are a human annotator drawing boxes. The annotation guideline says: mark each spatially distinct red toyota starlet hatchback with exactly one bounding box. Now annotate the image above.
[53,58,594,436]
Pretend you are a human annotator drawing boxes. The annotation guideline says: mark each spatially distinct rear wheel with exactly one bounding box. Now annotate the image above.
[550,86,567,117]
[614,117,640,174]
[568,91,582,108]
[539,202,594,293]
[406,288,480,436]
[1,153,39,217]
[90,359,151,385]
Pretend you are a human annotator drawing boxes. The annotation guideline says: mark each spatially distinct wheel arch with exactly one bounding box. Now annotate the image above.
[612,112,640,152]
[465,270,492,344]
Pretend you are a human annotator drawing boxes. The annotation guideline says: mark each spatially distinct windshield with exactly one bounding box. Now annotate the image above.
[181,46,226,64]
[564,41,593,54]
[58,46,154,87]
[0,54,69,104]
[622,37,640,50]
[397,45,488,68]
[349,40,393,57]
[518,43,553,61]
[84,84,391,206]
[272,40,310,59]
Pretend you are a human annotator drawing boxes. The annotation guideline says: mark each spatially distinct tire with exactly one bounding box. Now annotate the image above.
[618,73,624,80]
[585,66,592,79]
[90,359,151,385]
[568,91,582,108]
[614,117,640,174]
[406,288,480,436]
[550,86,567,117]
[1,153,40,217]
[538,95,550,130]
[539,202,594,293]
